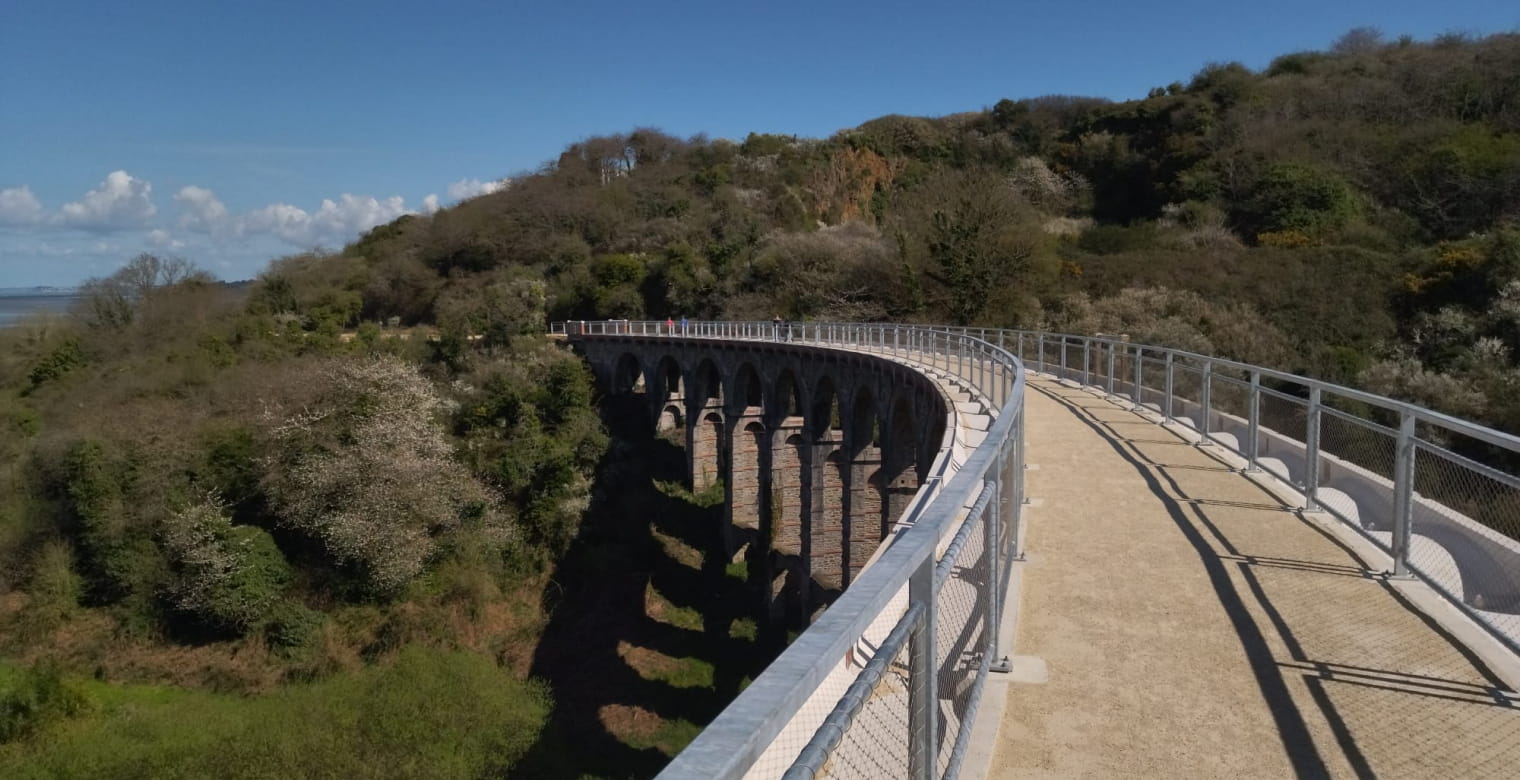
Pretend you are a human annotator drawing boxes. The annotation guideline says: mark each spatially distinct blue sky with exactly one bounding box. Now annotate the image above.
[1,0,1516,287]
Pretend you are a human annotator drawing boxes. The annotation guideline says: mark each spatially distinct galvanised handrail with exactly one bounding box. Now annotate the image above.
[969,326,1520,658]
[554,320,1025,779]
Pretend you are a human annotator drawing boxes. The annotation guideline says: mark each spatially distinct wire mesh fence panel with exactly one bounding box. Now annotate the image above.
[1171,364,1204,416]
[933,513,989,778]
[1091,342,1115,391]
[753,646,885,779]
[1209,374,1251,421]
[1414,439,1520,547]
[1256,388,1309,485]
[1319,408,1398,485]
[1410,441,1520,647]
[1137,356,1169,409]
[1062,340,1082,384]
[816,642,913,779]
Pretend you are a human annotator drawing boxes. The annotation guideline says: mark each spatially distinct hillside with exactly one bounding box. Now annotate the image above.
[322,30,1520,429]
[1,27,1518,777]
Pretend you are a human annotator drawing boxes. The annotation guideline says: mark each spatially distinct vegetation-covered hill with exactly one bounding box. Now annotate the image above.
[1,27,1518,777]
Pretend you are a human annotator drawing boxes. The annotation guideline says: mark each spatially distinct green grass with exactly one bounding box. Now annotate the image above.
[646,585,704,632]
[652,478,726,509]
[637,655,715,690]
[728,618,757,642]
[620,716,704,757]
[0,647,549,779]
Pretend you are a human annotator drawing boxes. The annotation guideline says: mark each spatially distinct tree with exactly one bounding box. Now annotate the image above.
[911,172,1047,324]
[1239,163,1358,238]
[1332,26,1384,55]
[261,356,509,594]
[78,254,212,329]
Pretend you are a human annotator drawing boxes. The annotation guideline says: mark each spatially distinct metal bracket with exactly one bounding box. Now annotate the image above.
[988,656,1013,674]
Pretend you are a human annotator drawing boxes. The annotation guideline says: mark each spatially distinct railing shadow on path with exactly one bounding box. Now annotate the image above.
[1033,379,1520,779]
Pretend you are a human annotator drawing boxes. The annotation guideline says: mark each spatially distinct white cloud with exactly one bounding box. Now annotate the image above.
[172,183,413,248]
[422,194,441,215]
[57,170,157,230]
[175,185,232,235]
[146,228,185,250]
[243,193,409,247]
[0,186,45,226]
[446,177,507,201]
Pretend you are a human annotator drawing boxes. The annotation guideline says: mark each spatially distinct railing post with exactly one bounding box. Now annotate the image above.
[1305,387,1322,511]
[1037,332,1045,374]
[908,557,937,780]
[1082,339,1090,386]
[1105,341,1116,396]
[984,478,1002,657]
[1197,361,1213,445]
[1247,371,1261,472]
[1132,345,1144,411]
[1058,336,1066,378]
[1391,410,1417,578]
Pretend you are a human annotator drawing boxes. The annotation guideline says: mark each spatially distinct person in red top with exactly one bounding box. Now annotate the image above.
[666,316,675,334]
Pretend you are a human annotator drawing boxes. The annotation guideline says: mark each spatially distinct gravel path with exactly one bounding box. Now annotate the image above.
[989,379,1520,779]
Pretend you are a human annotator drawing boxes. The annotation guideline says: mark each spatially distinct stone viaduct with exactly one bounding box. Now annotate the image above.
[573,334,951,619]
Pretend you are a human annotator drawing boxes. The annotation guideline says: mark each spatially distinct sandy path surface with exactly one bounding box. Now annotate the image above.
[989,379,1520,779]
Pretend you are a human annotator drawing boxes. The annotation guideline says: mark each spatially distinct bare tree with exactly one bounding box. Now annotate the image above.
[1332,27,1384,55]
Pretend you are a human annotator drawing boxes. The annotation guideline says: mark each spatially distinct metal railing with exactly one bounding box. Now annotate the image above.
[554,320,1026,779]
[554,320,1520,776]
[970,327,1520,657]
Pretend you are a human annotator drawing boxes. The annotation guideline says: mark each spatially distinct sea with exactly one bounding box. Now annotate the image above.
[0,289,82,327]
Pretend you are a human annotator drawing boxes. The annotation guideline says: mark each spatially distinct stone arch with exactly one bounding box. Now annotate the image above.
[773,433,807,556]
[732,419,767,532]
[848,385,882,454]
[811,376,840,439]
[658,404,685,434]
[689,358,726,493]
[847,386,887,580]
[923,411,948,477]
[771,369,805,426]
[694,409,726,492]
[766,368,810,624]
[612,353,645,394]
[732,362,765,416]
[809,375,847,597]
[654,355,683,400]
[692,358,723,407]
[883,394,921,526]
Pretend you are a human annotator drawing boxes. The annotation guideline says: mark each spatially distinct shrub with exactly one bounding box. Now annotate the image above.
[264,601,326,652]
[1240,163,1359,238]
[60,440,168,610]
[160,496,291,632]
[26,340,82,391]
[22,540,82,628]
[0,663,92,743]
[1078,223,1160,254]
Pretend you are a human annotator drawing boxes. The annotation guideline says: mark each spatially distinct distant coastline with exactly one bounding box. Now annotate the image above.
[0,286,80,298]
[0,291,81,326]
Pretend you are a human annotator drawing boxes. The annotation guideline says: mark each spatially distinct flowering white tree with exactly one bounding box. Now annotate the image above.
[262,355,509,593]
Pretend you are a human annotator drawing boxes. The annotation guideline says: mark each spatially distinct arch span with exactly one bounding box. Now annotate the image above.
[570,335,953,618]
